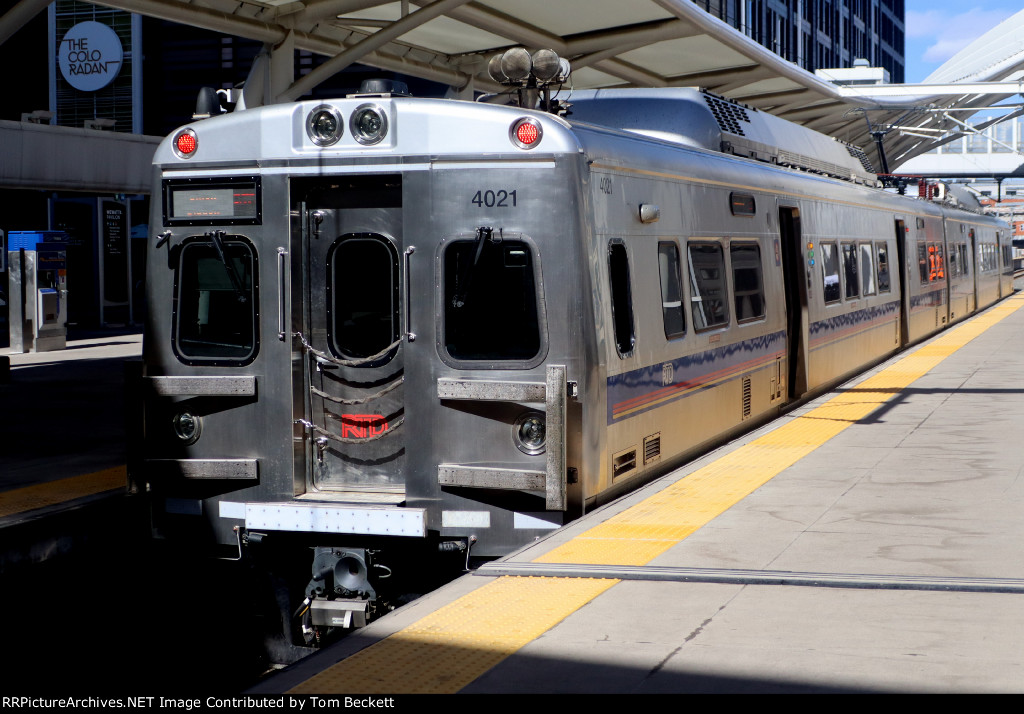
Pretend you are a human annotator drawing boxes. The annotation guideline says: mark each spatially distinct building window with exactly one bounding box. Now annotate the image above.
[967,127,988,153]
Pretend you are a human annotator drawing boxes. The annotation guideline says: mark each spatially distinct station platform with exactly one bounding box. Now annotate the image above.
[0,331,140,567]
[256,292,1024,694]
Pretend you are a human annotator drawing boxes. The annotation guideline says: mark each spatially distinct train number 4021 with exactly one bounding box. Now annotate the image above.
[471,189,518,208]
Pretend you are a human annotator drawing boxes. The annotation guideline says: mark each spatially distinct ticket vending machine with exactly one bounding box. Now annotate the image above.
[7,231,69,353]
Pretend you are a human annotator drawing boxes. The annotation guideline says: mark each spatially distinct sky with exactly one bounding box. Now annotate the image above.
[903,0,1021,83]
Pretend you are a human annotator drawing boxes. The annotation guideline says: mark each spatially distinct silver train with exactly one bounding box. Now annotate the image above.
[132,80,1012,642]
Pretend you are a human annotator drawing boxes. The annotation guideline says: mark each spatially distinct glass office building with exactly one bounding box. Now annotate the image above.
[693,0,905,83]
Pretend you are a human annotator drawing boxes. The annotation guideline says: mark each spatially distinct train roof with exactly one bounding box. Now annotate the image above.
[562,88,877,186]
[157,88,876,188]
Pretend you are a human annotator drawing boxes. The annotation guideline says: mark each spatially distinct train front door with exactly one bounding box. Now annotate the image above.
[295,177,406,497]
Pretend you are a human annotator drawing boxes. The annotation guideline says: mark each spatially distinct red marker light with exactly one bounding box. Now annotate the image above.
[516,122,538,145]
[510,118,542,149]
[174,129,197,158]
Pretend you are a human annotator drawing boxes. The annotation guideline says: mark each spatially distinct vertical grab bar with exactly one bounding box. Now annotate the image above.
[404,246,416,342]
[277,247,288,341]
[546,365,567,510]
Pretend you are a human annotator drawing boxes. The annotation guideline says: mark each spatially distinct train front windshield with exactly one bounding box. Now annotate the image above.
[443,237,541,362]
[173,236,258,363]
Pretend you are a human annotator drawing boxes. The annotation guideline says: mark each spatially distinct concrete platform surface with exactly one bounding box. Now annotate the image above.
[257,293,1024,694]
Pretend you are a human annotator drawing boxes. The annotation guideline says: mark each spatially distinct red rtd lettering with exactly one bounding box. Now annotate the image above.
[340,414,388,439]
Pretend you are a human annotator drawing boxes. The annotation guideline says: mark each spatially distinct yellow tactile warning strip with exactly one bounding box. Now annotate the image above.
[290,576,617,694]
[0,466,126,518]
[290,295,1024,694]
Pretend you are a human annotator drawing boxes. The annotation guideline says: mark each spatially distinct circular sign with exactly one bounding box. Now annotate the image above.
[58,21,123,92]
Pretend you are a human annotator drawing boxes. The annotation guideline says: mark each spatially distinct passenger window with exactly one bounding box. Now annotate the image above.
[917,241,929,284]
[657,242,685,339]
[928,242,945,281]
[329,235,399,363]
[876,243,891,293]
[859,243,876,296]
[730,242,765,322]
[444,237,541,362]
[821,242,840,304]
[959,244,969,275]
[174,235,258,364]
[608,241,636,356]
[842,242,859,299]
[688,242,729,330]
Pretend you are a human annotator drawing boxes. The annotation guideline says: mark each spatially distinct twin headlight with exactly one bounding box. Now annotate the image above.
[306,104,389,147]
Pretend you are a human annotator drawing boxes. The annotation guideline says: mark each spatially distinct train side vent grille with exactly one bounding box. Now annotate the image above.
[703,94,751,136]
[741,376,752,420]
[612,447,637,479]
[845,143,876,174]
[643,433,662,465]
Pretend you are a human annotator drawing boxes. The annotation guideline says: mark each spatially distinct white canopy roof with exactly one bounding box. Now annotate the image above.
[5,0,1024,172]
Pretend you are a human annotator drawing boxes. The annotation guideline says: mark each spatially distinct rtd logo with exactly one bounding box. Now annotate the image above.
[339,415,388,439]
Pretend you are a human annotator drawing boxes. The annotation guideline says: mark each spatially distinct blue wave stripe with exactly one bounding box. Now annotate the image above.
[607,330,786,425]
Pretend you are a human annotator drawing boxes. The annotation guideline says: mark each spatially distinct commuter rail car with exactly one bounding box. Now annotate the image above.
[134,80,1012,641]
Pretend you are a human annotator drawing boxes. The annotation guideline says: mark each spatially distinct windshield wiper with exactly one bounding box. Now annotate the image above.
[206,230,248,303]
[451,226,492,309]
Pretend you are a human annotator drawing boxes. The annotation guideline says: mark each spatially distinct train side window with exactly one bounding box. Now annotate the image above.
[688,241,729,330]
[876,243,891,293]
[842,242,859,299]
[859,243,876,296]
[608,241,636,356]
[948,244,960,278]
[821,242,840,304]
[328,235,399,363]
[985,243,996,272]
[730,242,765,322]
[959,244,969,275]
[929,242,945,281]
[444,237,541,362]
[657,242,685,339]
[173,235,258,365]
[917,241,929,284]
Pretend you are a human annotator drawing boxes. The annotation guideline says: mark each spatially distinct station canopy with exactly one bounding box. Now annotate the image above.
[17,0,1024,172]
